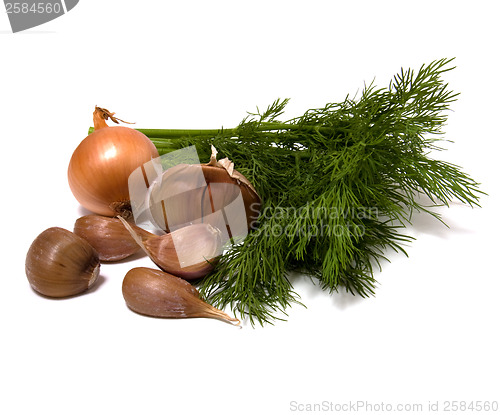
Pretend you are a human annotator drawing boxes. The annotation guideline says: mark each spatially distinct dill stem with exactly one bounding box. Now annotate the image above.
[87,126,224,138]
[136,128,231,138]
[137,122,312,137]
[88,122,332,141]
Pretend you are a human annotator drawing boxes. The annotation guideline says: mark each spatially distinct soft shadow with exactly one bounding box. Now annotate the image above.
[400,198,476,239]
[86,273,107,293]
[76,205,96,217]
[329,286,371,310]
[288,271,366,310]
[101,250,147,264]
[124,305,242,328]
[30,274,108,300]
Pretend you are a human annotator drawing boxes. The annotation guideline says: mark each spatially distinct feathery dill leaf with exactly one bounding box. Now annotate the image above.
[128,58,483,325]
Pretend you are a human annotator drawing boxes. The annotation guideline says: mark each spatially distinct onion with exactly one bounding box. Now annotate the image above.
[68,107,159,217]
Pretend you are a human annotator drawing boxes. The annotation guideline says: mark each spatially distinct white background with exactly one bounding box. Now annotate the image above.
[1,1,499,414]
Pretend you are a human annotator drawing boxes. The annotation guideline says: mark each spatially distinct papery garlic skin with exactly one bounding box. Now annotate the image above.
[25,227,100,298]
[122,267,239,325]
[74,215,145,261]
[129,146,261,248]
[146,162,261,237]
[146,223,222,279]
[118,217,222,280]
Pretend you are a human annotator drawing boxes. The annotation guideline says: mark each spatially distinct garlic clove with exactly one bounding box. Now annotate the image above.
[122,267,240,325]
[25,227,100,298]
[118,217,222,280]
[146,147,261,236]
[144,223,222,279]
[74,214,148,261]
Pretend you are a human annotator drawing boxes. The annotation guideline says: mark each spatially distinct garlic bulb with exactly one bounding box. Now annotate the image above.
[74,214,148,261]
[146,146,261,239]
[25,227,100,298]
[118,217,222,280]
[122,267,240,325]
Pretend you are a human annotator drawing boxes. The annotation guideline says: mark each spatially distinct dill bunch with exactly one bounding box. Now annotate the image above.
[130,58,483,325]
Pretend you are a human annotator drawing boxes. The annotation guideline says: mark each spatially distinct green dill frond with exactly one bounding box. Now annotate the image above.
[145,58,483,325]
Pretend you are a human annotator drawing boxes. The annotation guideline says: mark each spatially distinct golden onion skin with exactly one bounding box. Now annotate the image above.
[68,126,159,217]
